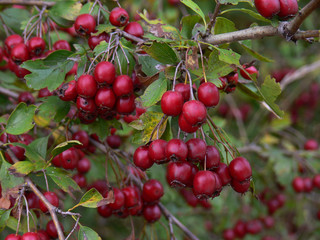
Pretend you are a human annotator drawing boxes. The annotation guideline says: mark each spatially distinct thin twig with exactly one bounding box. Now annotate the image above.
[205,1,221,36]
[0,0,55,6]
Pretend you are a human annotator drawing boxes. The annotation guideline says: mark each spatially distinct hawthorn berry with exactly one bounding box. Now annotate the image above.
[313,174,320,188]
[278,0,298,18]
[95,87,116,109]
[234,220,247,238]
[292,176,305,192]
[198,82,220,107]
[142,179,164,203]
[106,135,122,149]
[143,204,161,223]
[124,22,144,38]
[58,80,78,101]
[223,229,236,240]
[98,204,113,218]
[73,173,87,188]
[108,188,125,211]
[254,0,280,19]
[5,234,22,240]
[88,32,109,50]
[77,75,97,98]
[52,40,71,51]
[193,170,216,199]
[113,75,134,97]
[116,94,136,115]
[76,96,97,113]
[166,161,192,187]
[39,191,59,213]
[38,88,52,98]
[214,162,232,186]
[94,61,116,85]
[74,14,96,36]
[60,148,79,170]
[161,90,184,116]
[133,146,154,170]
[21,232,40,240]
[109,7,129,27]
[37,230,50,240]
[27,37,46,56]
[4,34,24,56]
[122,186,140,209]
[175,83,190,102]
[46,220,64,239]
[72,130,89,149]
[304,139,319,151]
[186,138,207,162]
[245,219,263,234]
[304,177,313,192]
[231,179,251,193]
[148,139,168,164]
[182,100,207,126]
[11,43,29,64]
[229,157,252,182]
[18,92,35,105]
[205,146,220,170]
[165,139,188,162]
[178,113,199,133]
[240,65,259,80]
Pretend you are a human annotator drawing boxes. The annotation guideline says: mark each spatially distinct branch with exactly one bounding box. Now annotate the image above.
[115,29,145,44]
[205,1,221,36]
[0,86,19,99]
[0,0,55,6]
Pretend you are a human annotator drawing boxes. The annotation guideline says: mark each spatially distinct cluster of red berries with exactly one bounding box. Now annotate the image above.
[254,0,298,19]
[259,190,286,215]
[96,178,163,223]
[179,188,212,209]
[219,65,258,93]
[292,174,320,193]
[223,216,276,240]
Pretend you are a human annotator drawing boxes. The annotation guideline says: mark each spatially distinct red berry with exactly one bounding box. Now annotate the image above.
[113,75,134,97]
[240,65,259,80]
[46,220,64,238]
[109,7,129,27]
[180,189,198,207]
[76,96,97,113]
[37,230,50,240]
[18,92,35,105]
[143,204,161,223]
[214,163,232,186]
[39,191,59,213]
[133,146,154,170]
[166,161,192,187]
[231,179,250,193]
[254,0,280,18]
[52,155,62,167]
[278,0,298,18]
[124,22,144,38]
[161,90,184,116]
[106,135,122,149]
[116,94,136,115]
[234,220,247,238]
[198,82,220,107]
[88,32,109,50]
[38,88,52,98]
[193,170,216,199]
[11,43,29,64]
[304,177,313,192]
[60,148,79,170]
[223,229,236,240]
[21,232,40,240]
[186,138,206,162]
[122,186,140,209]
[205,146,220,170]
[229,157,252,182]
[58,80,78,101]
[26,192,39,209]
[72,130,89,149]
[94,61,116,85]
[165,139,188,162]
[78,111,97,124]
[95,87,116,109]
[108,188,125,211]
[292,176,305,192]
[66,62,78,77]
[182,100,207,126]
[5,234,22,240]
[98,204,112,217]
[149,139,168,164]
[77,158,91,173]
[73,173,87,188]
[313,174,320,188]
[267,198,280,214]
[175,83,190,102]
[178,113,199,133]
[53,40,71,51]
[5,145,25,163]
[74,14,96,36]
[77,75,97,98]
[27,37,46,56]
[142,179,164,203]
[4,34,24,56]
[304,139,319,151]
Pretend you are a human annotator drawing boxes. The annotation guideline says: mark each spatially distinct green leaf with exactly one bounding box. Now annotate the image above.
[180,0,207,28]
[0,209,12,232]
[93,24,115,36]
[78,226,101,240]
[216,48,241,65]
[49,1,81,21]
[259,76,284,118]
[0,156,24,194]
[237,83,263,101]
[221,8,270,22]
[138,55,162,76]
[0,8,30,34]
[6,103,37,135]
[38,96,71,122]
[46,167,81,193]
[27,135,50,160]
[214,17,237,35]
[0,71,22,91]
[51,140,82,158]
[219,0,253,7]
[239,43,274,62]
[21,50,74,91]
[6,142,46,164]
[142,42,180,65]
[69,188,113,211]
[140,76,167,108]
[181,15,201,39]
[86,118,122,142]
[8,161,34,177]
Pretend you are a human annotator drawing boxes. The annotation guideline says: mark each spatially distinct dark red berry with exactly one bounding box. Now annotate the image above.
[133,146,154,170]
[76,97,97,113]
[37,230,50,240]
[74,14,96,36]
[175,83,190,102]
[166,161,192,187]
[58,80,78,101]
[116,94,136,115]
[182,100,207,126]
[143,204,161,223]
[263,216,275,228]
[5,234,22,240]
[198,82,220,107]
[165,139,188,162]
[186,138,206,162]
[60,148,79,170]
[292,176,304,192]
[94,61,116,85]
[73,173,87,188]
[304,177,313,192]
[205,146,220,170]
[27,37,46,56]
[229,157,252,182]
[304,139,318,151]
[231,179,250,193]
[77,75,97,98]
[149,139,168,164]
[78,111,97,124]
[245,219,263,235]
[223,229,236,240]
[46,220,64,239]
[39,191,59,213]
[178,113,199,133]
[278,0,298,18]
[313,174,320,188]
[108,188,125,211]
[109,7,129,27]
[240,65,259,80]
[5,34,24,56]
[26,192,39,209]
[113,75,134,97]
[124,22,144,38]
[72,130,89,149]
[214,163,232,186]
[106,135,122,149]
[52,155,62,167]
[161,90,184,116]
[18,92,35,105]
[193,170,216,199]
[95,87,116,109]
[38,88,52,98]
[53,40,71,51]
[11,43,29,64]
[21,232,40,240]
[254,0,280,18]
[180,189,198,207]
[234,220,247,238]
[88,32,109,50]
[122,186,140,209]
[77,157,91,173]
[142,179,164,203]
[98,204,112,218]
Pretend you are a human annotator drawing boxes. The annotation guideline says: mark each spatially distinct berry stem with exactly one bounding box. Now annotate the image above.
[197,41,207,83]
[42,169,49,192]
[22,195,30,232]
[172,61,183,91]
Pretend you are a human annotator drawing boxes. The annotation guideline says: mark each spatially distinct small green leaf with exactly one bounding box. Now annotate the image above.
[142,42,180,65]
[0,156,24,194]
[51,140,82,158]
[21,50,74,91]
[8,161,34,177]
[0,8,30,34]
[180,15,201,39]
[78,226,101,240]
[214,17,237,35]
[216,48,241,65]
[49,1,81,21]
[180,0,207,28]
[46,167,81,193]
[5,142,46,164]
[221,8,270,22]
[86,118,122,142]
[141,76,167,108]
[93,41,108,56]
[38,96,71,122]
[237,83,263,101]
[0,209,12,232]
[239,43,274,62]
[27,136,50,160]
[6,103,37,135]
[138,55,162,76]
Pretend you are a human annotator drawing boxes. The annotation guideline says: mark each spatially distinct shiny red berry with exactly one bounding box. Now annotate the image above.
[122,186,140,209]
[198,82,220,107]
[11,43,29,64]
[193,170,216,199]
[229,157,252,182]
[37,230,50,240]
[231,179,250,193]
[95,87,116,109]
[142,179,164,203]
[166,161,192,187]
[109,7,129,27]
[5,34,24,56]
[240,65,259,80]
[5,234,22,240]
[76,96,97,113]
[278,0,298,18]
[113,75,134,97]
[133,146,154,170]
[304,139,318,151]
[88,32,109,50]
[143,204,161,223]
[178,113,199,133]
[186,138,206,162]
[94,61,116,85]
[77,75,97,98]
[22,232,40,240]
[116,94,136,115]
[46,220,64,239]
[58,80,77,101]
[108,188,125,210]
[214,163,232,186]
[73,173,87,188]
[27,37,46,56]
[60,148,79,170]
[148,139,168,164]
[292,176,305,192]
[182,100,207,126]
[72,130,89,149]
[205,146,220,170]
[124,22,144,38]
[39,191,59,213]
[254,0,280,18]
[77,157,91,173]
[106,135,122,149]
[165,139,188,162]
[53,40,71,51]
[175,83,190,102]
[98,204,112,218]
[18,92,35,105]
[74,14,96,36]
[161,90,184,116]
